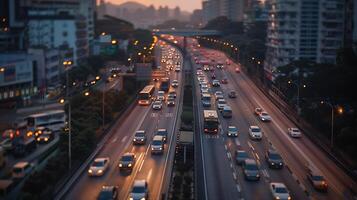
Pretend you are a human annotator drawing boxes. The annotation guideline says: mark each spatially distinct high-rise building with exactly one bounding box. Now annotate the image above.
[264,0,345,80]
[202,0,245,23]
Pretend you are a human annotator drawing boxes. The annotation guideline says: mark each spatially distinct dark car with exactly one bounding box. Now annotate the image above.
[211,74,216,79]
[221,78,228,84]
[133,130,146,145]
[265,149,284,169]
[156,129,168,143]
[235,150,249,165]
[243,159,260,181]
[97,186,118,200]
[36,131,54,144]
[307,166,328,192]
[119,153,136,172]
[228,91,236,98]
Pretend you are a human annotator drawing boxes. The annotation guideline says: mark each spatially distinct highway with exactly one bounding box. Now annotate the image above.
[188,38,357,200]
[58,42,184,200]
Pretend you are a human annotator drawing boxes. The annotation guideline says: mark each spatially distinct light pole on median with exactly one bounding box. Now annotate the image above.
[288,80,306,115]
[320,101,343,149]
[63,60,72,170]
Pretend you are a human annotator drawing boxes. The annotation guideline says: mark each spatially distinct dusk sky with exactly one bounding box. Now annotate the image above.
[105,0,201,12]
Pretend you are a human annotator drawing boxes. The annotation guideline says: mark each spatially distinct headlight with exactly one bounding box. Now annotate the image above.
[256,174,260,177]
[271,162,275,165]
[279,163,283,165]
[152,147,155,150]
[141,139,144,141]
[288,197,291,200]
[140,198,146,200]
[159,147,162,150]
[275,197,280,200]
[44,138,48,141]
[128,163,132,167]
[133,138,137,141]
[37,138,41,141]
[88,169,92,173]
[119,164,122,167]
[98,170,103,174]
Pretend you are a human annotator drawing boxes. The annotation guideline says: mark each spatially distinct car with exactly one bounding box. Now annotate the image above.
[171,80,179,87]
[249,126,263,140]
[133,130,146,145]
[226,60,231,65]
[88,157,110,176]
[119,153,136,172]
[270,182,291,200]
[167,97,175,107]
[153,77,159,82]
[243,159,260,181]
[220,78,228,84]
[175,67,181,72]
[201,88,209,94]
[36,130,54,144]
[203,66,210,71]
[151,135,164,154]
[227,126,238,137]
[235,67,240,73]
[156,129,168,143]
[307,166,328,192]
[34,127,52,138]
[265,149,284,169]
[235,150,249,165]
[212,80,220,87]
[288,128,302,138]
[157,91,165,101]
[259,112,272,122]
[254,107,263,115]
[216,64,224,69]
[152,100,163,110]
[12,162,33,179]
[168,90,177,99]
[217,99,227,111]
[214,91,224,100]
[0,138,13,152]
[228,90,236,98]
[130,180,148,200]
[97,186,118,200]
[211,74,216,79]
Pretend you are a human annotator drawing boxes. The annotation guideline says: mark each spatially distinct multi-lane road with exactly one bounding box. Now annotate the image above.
[56,43,184,200]
[188,38,357,200]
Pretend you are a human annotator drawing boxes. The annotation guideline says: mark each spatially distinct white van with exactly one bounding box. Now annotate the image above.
[151,135,164,154]
[222,106,232,118]
[12,162,33,179]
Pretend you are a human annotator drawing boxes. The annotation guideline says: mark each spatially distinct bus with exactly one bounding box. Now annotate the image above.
[160,77,170,92]
[203,110,219,133]
[138,85,155,105]
[26,110,66,132]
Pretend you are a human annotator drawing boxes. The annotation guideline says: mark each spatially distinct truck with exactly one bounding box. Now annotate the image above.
[203,110,219,134]
[160,77,170,92]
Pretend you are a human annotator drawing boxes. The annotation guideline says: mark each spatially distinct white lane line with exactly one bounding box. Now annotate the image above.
[121,136,127,143]
[146,168,153,182]
[111,137,118,143]
[235,138,240,146]
[224,145,228,150]
[236,184,241,192]
[255,153,260,160]
[227,152,232,160]
[247,141,254,151]
[230,163,233,169]
[233,172,237,180]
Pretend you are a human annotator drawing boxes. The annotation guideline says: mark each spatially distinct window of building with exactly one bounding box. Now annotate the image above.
[63,31,68,37]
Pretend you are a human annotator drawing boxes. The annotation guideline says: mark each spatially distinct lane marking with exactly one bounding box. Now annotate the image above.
[235,138,240,146]
[227,152,231,160]
[224,145,228,150]
[146,168,153,182]
[233,172,237,180]
[255,153,260,160]
[111,137,118,143]
[247,141,254,151]
[121,136,127,143]
[236,184,241,192]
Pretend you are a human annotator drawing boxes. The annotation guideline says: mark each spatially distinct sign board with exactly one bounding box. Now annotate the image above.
[136,63,152,81]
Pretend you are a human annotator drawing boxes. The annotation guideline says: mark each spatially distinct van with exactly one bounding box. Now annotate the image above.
[12,162,33,180]
[151,135,164,154]
[222,106,232,118]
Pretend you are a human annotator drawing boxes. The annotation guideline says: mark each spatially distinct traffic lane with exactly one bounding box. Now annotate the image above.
[224,60,350,199]
[65,104,151,200]
[225,66,355,198]
[193,67,240,200]
[231,72,344,199]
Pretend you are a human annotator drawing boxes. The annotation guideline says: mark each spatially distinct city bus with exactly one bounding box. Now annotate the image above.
[203,110,219,133]
[160,77,170,92]
[138,85,155,105]
[26,110,66,132]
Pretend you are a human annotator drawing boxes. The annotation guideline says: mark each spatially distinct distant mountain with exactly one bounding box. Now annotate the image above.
[117,1,147,12]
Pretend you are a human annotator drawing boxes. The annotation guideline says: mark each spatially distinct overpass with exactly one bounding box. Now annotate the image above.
[152,29,222,37]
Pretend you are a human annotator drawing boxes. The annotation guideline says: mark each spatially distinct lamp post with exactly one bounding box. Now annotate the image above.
[63,60,72,170]
[288,80,306,115]
[320,101,343,149]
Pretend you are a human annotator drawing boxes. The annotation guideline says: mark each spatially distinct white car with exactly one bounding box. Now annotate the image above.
[212,80,220,87]
[152,100,163,110]
[227,126,238,137]
[171,80,179,87]
[157,91,165,101]
[288,128,302,138]
[217,99,227,111]
[270,182,291,200]
[214,91,224,100]
[259,112,272,122]
[88,157,110,176]
[249,126,262,140]
[175,67,181,72]
[130,180,149,200]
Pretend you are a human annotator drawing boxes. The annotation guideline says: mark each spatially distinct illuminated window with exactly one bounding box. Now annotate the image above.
[9,90,14,98]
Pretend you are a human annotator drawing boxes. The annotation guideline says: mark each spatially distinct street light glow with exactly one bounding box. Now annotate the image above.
[0,67,4,72]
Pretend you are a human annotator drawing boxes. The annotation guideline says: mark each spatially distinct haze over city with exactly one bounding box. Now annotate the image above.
[105,0,201,12]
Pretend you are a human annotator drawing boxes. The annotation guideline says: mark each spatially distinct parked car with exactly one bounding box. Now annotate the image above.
[88,157,110,177]
[97,186,118,200]
[265,149,284,169]
[288,128,302,138]
[270,182,291,200]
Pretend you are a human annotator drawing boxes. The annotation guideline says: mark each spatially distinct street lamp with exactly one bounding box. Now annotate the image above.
[63,60,72,170]
[0,67,5,72]
[288,80,306,115]
[320,101,343,149]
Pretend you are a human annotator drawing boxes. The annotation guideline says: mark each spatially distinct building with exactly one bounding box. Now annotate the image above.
[264,0,345,80]
[202,0,245,23]
[0,53,41,103]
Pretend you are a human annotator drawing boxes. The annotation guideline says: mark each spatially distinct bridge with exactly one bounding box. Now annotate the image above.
[152,29,222,37]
